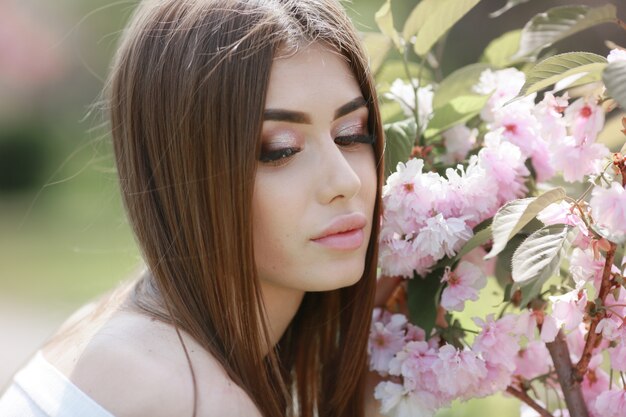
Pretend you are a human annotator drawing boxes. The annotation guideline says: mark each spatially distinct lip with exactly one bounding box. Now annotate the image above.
[311,213,367,250]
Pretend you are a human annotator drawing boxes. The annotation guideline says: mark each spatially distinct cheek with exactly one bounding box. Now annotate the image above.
[251,173,307,272]
[352,147,378,208]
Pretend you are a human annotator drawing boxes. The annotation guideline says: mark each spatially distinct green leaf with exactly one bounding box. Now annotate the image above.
[485,188,566,259]
[432,63,492,109]
[412,0,481,57]
[494,234,525,290]
[481,30,522,67]
[376,60,434,86]
[603,60,626,110]
[375,0,402,51]
[511,224,573,306]
[512,224,572,285]
[511,4,617,61]
[520,52,607,96]
[383,119,416,179]
[424,95,489,139]
[402,0,441,39]
[362,32,392,76]
[489,0,531,18]
[408,270,442,338]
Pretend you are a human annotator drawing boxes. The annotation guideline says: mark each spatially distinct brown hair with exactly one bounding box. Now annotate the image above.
[105,0,384,416]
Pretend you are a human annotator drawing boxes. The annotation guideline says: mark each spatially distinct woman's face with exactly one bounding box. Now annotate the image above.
[252,43,377,294]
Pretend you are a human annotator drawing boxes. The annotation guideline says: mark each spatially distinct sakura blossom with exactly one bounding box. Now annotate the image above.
[548,288,588,333]
[370,11,623,415]
[550,134,609,182]
[374,382,439,417]
[489,99,555,182]
[472,314,521,372]
[473,67,526,122]
[477,131,530,205]
[608,343,626,372]
[384,78,434,130]
[607,48,626,63]
[514,341,552,380]
[440,124,477,165]
[369,311,410,374]
[532,92,568,143]
[563,97,605,143]
[594,389,626,417]
[589,182,626,241]
[432,345,487,399]
[569,247,604,286]
[440,261,487,312]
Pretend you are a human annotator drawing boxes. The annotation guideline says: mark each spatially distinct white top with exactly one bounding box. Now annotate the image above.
[0,351,115,417]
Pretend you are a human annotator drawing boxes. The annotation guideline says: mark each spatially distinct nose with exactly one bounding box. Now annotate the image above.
[316,136,362,204]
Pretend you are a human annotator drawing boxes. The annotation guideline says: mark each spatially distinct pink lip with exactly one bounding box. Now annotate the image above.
[311,213,367,250]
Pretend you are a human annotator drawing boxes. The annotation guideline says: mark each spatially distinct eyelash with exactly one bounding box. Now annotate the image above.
[258,134,375,165]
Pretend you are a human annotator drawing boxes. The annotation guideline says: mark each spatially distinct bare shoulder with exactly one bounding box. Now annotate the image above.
[43,304,262,417]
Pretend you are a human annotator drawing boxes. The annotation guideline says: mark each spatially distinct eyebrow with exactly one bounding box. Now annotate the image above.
[263,96,367,124]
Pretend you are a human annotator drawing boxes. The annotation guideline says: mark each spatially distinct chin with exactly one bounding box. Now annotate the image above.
[305,263,365,292]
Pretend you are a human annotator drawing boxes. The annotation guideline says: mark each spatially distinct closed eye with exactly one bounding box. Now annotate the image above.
[334,134,375,149]
[259,147,301,165]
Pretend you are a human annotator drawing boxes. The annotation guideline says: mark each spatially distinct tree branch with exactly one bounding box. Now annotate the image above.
[506,386,553,417]
[546,330,589,417]
[576,242,617,376]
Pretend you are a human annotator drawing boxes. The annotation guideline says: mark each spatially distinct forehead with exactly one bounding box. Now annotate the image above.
[264,43,361,111]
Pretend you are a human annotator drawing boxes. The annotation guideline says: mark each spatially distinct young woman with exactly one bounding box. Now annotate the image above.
[0,0,388,416]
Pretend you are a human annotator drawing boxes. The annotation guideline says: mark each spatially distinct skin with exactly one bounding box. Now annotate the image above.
[38,42,385,416]
[254,42,377,347]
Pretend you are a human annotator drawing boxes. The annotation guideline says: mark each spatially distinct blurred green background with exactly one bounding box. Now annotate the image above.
[0,0,624,415]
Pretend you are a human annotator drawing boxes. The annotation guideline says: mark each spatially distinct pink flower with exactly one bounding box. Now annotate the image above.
[540,314,559,343]
[384,79,434,131]
[412,214,473,261]
[389,341,439,390]
[491,101,555,182]
[581,356,610,415]
[440,262,487,312]
[566,325,588,362]
[549,288,588,332]
[570,248,604,286]
[533,92,568,143]
[564,96,605,143]
[440,124,477,165]
[538,202,592,249]
[596,318,622,342]
[594,389,626,417]
[472,362,514,397]
[473,68,526,122]
[607,48,626,63]
[550,134,609,182]
[590,182,626,240]
[440,158,498,225]
[514,341,552,380]
[609,343,626,372]
[369,312,408,374]
[461,246,496,277]
[374,381,440,417]
[432,345,487,399]
[477,132,530,205]
[473,314,521,372]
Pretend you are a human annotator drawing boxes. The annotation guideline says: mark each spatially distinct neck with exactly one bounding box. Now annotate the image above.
[259,280,305,351]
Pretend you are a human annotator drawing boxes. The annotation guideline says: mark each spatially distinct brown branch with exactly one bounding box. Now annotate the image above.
[576,242,617,376]
[546,331,589,417]
[506,386,553,417]
[618,18,626,31]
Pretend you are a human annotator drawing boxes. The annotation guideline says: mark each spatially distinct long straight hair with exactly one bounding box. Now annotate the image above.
[105,1,384,416]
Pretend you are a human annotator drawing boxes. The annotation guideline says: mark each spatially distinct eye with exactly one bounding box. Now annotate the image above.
[334,134,375,149]
[258,147,301,165]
